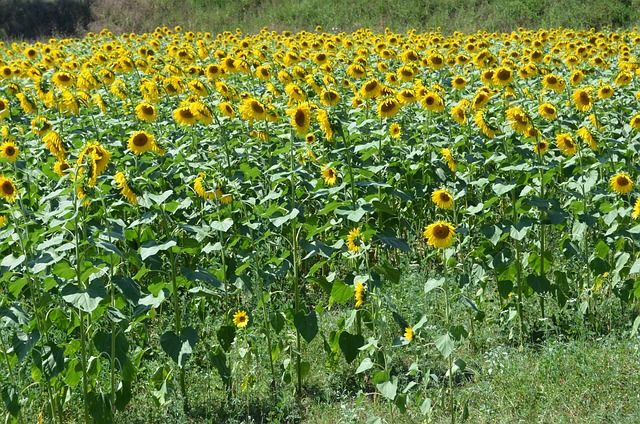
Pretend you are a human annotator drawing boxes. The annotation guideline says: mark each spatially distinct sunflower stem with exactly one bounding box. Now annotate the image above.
[289,130,303,396]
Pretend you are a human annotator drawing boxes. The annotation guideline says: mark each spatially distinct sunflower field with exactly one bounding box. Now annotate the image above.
[1,25,640,423]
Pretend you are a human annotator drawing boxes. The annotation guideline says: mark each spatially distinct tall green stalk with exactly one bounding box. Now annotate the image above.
[289,131,303,395]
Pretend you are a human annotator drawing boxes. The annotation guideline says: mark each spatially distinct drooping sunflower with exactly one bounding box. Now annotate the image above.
[538,102,557,120]
[287,102,312,135]
[0,176,17,203]
[321,164,338,186]
[570,70,585,86]
[354,280,365,308]
[389,123,401,138]
[423,221,456,249]
[31,116,52,136]
[316,109,333,141]
[377,97,401,118]
[233,310,249,328]
[450,105,467,125]
[218,102,235,118]
[0,140,19,162]
[471,90,491,111]
[630,114,640,130]
[441,148,456,172]
[0,98,10,119]
[52,71,76,88]
[346,227,363,252]
[135,102,157,122]
[610,173,633,194]
[239,98,267,121]
[572,88,593,112]
[505,107,531,133]
[114,171,138,205]
[542,74,565,93]
[320,88,340,107]
[53,160,71,177]
[474,111,500,138]
[633,197,640,219]
[43,131,67,161]
[556,133,577,157]
[193,173,216,200]
[127,131,156,155]
[360,78,382,99]
[431,189,454,210]
[403,327,414,342]
[77,141,111,183]
[576,127,598,151]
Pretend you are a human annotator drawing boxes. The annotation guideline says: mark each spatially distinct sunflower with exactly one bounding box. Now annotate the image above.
[431,189,454,210]
[219,102,235,118]
[0,98,9,119]
[538,102,557,120]
[31,117,52,136]
[570,70,585,86]
[53,160,71,177]
[633,197,640,219]
[233,310,249,328]
[630,114,640,130]
[0,140,19,162]
[346,227,363,252]
[193,174,216,200]
[396,65,416,82]
[135,102,157,122]
[77,141,111,183]
[451,106,467,125]
[287,102,312,135]
[389,123,401,138]
[397,88,417,104]
[360,78,382,99]
[421,92,444,113]
[52,71,76,88]
[451,75,467,89]
[16,93,37,114]
[471,90,491,111]
[114,171,138,205]
[403,327,414,342]
[354,280,365,308]
[441,148,456,172]
[614,71,633,86]
[556,133,577,157]
[577,127,597,151]
[316,109,333,141]
[0,176,17,203]
[610,173,633,194]
[493,67,513,86]
[321,164,338,186]
[239,98,267,121]
[377,97,401,118]
[173,106,197,125]
[320,89,340,106]
[346,63,366,79]
[542,74,565,93]
[597,85,614,99]
[43,131,67,161]
[423,221,456,249]
[572,88,592,112]
[474,111,500,138]
[505,107,531,133]
[533,140,549,155]
[0,215,5,227]
[127,131,156,155]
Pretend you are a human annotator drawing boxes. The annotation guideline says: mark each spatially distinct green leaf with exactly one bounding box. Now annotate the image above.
[270,312,285,334]
[435,333,455,358]
[631,316,640,338]
[93,331,129,371]
[424,277,444,293]
[62,279,106,313]
[481,224,503,245]
[294,311,318,344]
[33,343,65,381]
[271,209,299,227]
[210,347,230,386]
[113,276,141,306]
[338,331,364,364]
[181,267,223,290]
[160,327,199,367]
[2,385,20,417]
[115,381,132,411]
[211,218,234,232]
[217,325,236,352]
[147,190,173,205]
[377,377,397,400]
[1,254,25,271]
[140,239,177,261]
[12,330,39,362]
[356,357,374,374]
[87,391,113,424]
[497,280,514,299]
[331,281,354,304]
[526,273,551,294]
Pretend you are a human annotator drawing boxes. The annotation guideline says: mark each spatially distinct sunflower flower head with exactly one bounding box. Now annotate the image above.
[321,164,338,186]
[423,221,456,249]
[610,173,633,195]
[556,133,577,157]
[0,175,17,203]
[354,280,365,308]
[127,131,156,155]
[0,140,19,162]
[233,310,249,328]
[346,227,363,252]
[432,189,454,210]
[404,327,414,342]
[633,197,640,219]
